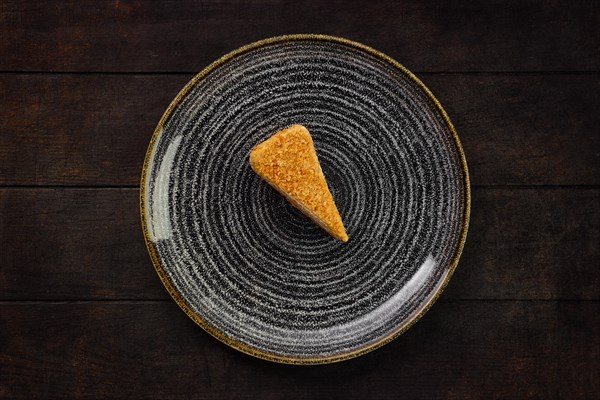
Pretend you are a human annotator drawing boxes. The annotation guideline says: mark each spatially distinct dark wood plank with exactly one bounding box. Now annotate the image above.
[444,187,600,301]
[1,74,599,186]
[0,188,167,300]
[0,301,598,399]
[0,74,191,186]
[1,187,598,301]
[425,73,600,186]
[1,1,598,72]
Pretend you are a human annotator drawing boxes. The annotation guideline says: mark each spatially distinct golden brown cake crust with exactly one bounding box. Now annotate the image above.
[249,125,348,242]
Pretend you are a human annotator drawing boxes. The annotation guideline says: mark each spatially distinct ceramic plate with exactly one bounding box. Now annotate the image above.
[141,35,469,364]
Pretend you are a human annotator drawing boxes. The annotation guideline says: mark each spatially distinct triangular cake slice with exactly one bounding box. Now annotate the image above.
[249,125,348,242]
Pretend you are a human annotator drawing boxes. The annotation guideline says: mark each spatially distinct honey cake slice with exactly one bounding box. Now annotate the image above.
[249,125,348,242]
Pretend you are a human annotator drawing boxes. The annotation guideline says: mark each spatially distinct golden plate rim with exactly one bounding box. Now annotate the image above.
[139,34,471,365]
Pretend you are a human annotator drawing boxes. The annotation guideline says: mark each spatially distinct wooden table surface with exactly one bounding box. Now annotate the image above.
[1,1,599,398]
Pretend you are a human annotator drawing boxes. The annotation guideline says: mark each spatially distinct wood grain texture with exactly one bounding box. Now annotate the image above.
[0,74,191,186]
[425,74,600,186]
[0,188,166,300]
[1,74,599,186]
[1,301,598,399]
[445,187,600,301]
[1,1,598,398]
[0,1,598,73]
[1,188,598,301]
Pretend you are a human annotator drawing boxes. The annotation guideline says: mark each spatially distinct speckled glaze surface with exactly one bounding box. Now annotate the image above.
[141,35,469,364]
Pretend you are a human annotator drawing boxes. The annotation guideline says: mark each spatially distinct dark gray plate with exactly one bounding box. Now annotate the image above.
[141,35,470,364]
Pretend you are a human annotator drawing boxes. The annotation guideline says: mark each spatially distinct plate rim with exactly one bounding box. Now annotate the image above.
[139,34,471,365]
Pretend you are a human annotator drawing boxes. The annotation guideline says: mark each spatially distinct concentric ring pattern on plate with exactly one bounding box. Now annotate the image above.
[141,35,469,364]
